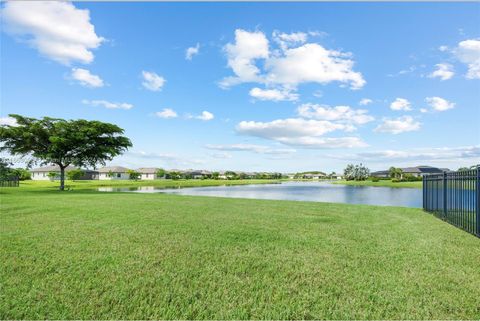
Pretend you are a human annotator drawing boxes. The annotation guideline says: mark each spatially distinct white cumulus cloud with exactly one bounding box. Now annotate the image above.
[141,71,166,92]
[359,98,372,106]
[425,96,455,111]
[155,108,177,119]
[235,118,366,149]
[220,29,365,91]
[237,118,350,138]
[195,111,214,121]
[374,116,420,134]
[297,103,374,125]
[220,29,270,88]
[1,1,104,65]
[249,87,298,102]
[390,98,412,111]
[265,43,365,90]
[454,39,480,79]
[186,43,200,60]
[71,68,104,88]
[82,99,133,110]
[428,63,454,81]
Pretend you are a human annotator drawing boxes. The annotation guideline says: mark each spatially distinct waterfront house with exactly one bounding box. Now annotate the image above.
[97,166,130,180]
[137,167,161,180]
[371,166,449,178]
[30,165,98,180]
[303,172,326,179]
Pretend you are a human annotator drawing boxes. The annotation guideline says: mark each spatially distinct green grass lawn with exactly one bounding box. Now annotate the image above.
[1,186,479,319]
[333,179,423,188]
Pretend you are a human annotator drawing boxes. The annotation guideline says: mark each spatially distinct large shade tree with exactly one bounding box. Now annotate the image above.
[0,114,132,190]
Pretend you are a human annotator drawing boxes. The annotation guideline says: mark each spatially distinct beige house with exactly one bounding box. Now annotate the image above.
[30,165,98,180]
[97,166,130,180]
[137,168,162,180]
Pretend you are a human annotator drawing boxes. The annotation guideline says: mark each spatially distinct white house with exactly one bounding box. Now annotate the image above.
[30,165,97,180]
[302,173,326,179]
[137,168,162,180]
[97,166,130,180]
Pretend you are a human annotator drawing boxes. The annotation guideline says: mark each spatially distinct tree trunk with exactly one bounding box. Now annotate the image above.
[59,165,65,191]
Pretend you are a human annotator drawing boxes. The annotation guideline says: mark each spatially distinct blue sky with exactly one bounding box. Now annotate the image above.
[1,1,479,172]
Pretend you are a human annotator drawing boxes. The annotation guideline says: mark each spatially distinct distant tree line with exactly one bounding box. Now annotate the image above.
[0,158,31,181]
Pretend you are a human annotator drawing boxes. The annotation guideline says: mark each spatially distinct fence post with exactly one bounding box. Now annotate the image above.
[422,175,425,210]
[476,167,480,236]
[443,171,447,219]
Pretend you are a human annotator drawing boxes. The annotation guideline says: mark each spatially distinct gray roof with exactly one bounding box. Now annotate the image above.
[401,166,447,174]
[137,167,161,174]
[97,166,130,173]
[30,165,96,173]
[371,170,389,175]
[373,166,449,175]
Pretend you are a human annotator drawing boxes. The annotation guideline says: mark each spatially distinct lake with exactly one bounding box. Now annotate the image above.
[98,181,422,208]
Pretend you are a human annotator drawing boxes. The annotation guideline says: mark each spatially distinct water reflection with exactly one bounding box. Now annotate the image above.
[97,181,422,208]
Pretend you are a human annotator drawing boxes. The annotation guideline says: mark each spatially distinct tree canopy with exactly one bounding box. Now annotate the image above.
[0,114,132,190]
[344,163,370,181]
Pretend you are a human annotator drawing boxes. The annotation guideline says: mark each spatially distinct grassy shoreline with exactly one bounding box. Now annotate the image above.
[332,179,422,188]
[17,178,282,191]
[1,185,478,319]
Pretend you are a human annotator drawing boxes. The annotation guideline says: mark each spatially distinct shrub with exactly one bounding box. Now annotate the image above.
[127,170,140,180]
[12,168,31,180]
[371,177,380,182]
[67,169,85,181]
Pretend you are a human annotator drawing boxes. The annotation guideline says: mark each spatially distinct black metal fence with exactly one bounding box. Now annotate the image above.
[423,168,479,237]
[0,176,20,187]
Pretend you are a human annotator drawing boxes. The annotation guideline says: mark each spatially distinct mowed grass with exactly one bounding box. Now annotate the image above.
[1,187,479,319]
[333,179,422,188]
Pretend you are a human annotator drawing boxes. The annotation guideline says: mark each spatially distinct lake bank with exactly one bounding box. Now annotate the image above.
[332,179,422,188]
[17,178,282,191]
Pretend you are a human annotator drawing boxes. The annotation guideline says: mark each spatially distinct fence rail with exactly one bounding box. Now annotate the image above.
[0,176,20,187]
[423,168,479,237]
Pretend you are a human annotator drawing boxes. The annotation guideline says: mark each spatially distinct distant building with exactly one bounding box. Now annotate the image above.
[370,170,390,178]
[97,166,131,180]
[186,170,212,179]
[137,167,161,180]
[402,166,450,177]
[30,165,97,180]
[371,166,449,178]
[302,172,326,179]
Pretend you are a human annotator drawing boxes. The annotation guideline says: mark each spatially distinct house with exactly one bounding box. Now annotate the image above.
[302,172,326,179]
[371,166,450,178]
[370,170,390,178]
[30,165,97,180]
[401,166,449,177]
[218,171,228,180]
[184,170,212,179]
[327,172,343,180]
[137,167,162,180]
[97,166,130,180]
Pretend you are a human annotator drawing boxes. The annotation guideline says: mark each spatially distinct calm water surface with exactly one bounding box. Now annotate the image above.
[98,181,422,208]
